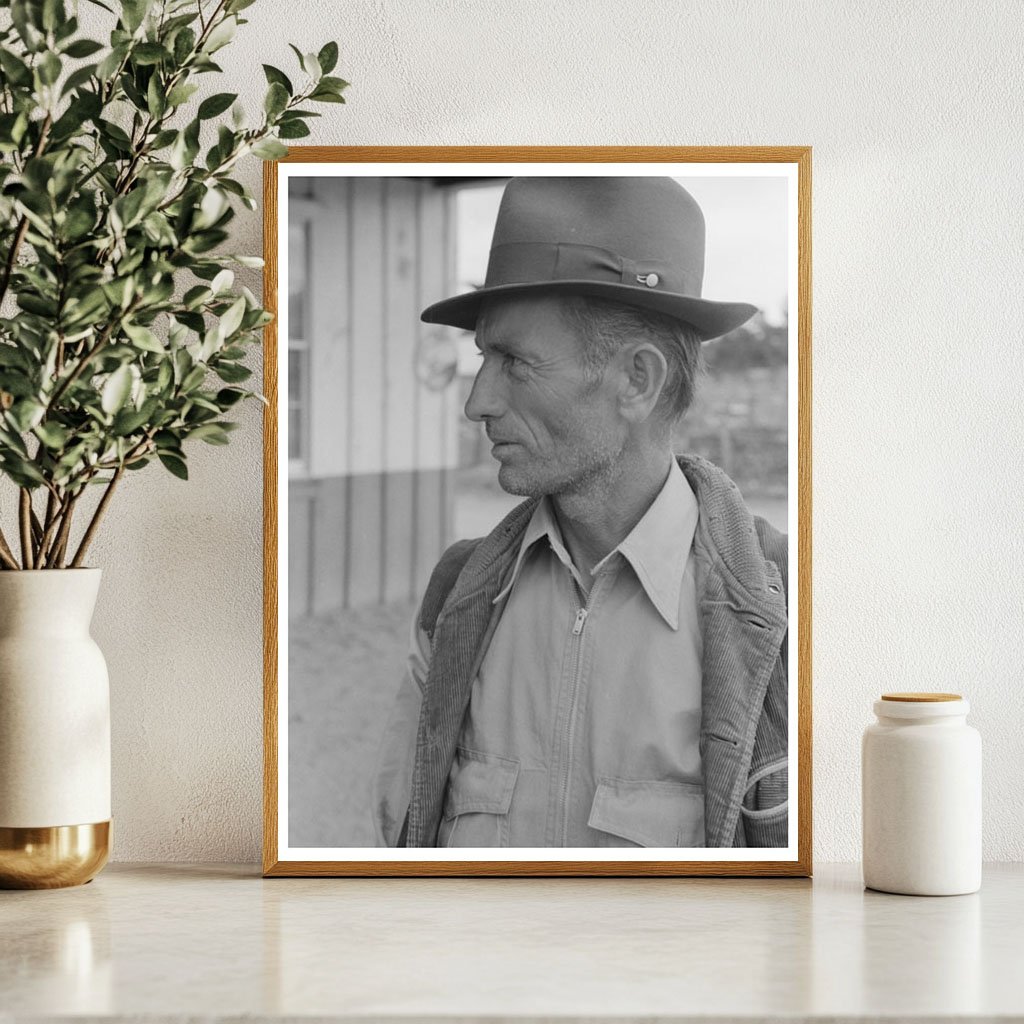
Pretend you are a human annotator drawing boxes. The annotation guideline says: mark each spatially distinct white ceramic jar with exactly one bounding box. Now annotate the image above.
[862,692,981,896]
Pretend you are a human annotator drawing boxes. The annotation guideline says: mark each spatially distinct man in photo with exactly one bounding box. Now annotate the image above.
[373,176,789,848]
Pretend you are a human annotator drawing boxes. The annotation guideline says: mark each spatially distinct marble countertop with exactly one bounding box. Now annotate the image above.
[1,862,1021,1020]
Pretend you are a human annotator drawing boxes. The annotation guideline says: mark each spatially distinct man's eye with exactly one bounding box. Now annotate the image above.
[502,354,526,373]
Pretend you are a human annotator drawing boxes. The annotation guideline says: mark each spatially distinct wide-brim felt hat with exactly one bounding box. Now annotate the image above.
[420,176,758,341]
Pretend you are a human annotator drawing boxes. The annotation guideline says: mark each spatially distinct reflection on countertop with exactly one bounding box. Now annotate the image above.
[1,862,1021,1019]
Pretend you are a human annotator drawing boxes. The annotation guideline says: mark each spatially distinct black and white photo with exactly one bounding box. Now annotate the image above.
[264,149,811,876]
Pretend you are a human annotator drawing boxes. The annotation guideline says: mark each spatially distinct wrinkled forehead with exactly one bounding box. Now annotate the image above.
[475,292,575,342]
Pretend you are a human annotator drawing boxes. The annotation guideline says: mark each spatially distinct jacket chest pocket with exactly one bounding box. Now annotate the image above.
[588,777,706,848]
[438,748,520,848]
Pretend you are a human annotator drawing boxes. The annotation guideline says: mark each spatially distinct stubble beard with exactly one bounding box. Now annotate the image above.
[494,433,625,504]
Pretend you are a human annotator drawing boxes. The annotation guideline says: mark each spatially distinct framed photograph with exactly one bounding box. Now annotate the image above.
[263,147,811,877]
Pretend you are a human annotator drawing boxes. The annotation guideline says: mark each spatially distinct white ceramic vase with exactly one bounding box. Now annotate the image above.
[0,569,111,888]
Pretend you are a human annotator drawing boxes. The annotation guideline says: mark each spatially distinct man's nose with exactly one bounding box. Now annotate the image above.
[464,361,503,422]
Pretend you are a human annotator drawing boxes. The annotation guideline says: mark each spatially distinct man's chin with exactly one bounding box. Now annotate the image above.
[496,464,544,498]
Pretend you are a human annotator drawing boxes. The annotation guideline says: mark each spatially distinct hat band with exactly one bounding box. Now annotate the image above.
[484,242,694,296]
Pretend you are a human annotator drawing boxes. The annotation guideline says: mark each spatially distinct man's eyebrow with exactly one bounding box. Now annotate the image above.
[475,330,535,358]
[475,332,513,355]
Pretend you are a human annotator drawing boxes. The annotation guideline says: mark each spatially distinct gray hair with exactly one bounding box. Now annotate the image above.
[558,295,705,425]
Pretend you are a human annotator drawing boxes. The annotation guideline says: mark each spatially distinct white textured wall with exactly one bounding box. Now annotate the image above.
[57,0,1024,863]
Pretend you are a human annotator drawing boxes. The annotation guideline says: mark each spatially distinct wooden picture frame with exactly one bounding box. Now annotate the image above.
[263,147,812,877]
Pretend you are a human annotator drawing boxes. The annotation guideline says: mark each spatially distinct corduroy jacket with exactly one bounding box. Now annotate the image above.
[402,453,789,848]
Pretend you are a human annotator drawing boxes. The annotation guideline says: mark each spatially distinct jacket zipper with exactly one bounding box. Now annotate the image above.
[559,598,589,844]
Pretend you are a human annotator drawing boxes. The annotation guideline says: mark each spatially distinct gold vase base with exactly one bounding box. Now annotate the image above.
[0,821,111,889]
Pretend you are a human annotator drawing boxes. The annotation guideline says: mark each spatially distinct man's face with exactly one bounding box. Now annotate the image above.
[464,295,626,498]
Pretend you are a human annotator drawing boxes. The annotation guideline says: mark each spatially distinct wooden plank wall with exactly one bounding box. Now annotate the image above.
[288,177,458,617]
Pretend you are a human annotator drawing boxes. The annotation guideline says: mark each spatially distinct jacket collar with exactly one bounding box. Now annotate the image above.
[450,454,784,626]
[491,460,699,630]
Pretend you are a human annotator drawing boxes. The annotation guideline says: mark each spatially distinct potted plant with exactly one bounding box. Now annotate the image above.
[0,0,345,887]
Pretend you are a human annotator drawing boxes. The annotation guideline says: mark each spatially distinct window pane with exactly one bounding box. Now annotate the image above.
[289,349,303,403]
[288,407,301,460]
[288,221,307,340]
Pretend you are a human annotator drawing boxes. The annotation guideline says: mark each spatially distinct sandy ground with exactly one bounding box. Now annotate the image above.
[289,600,415,848]
[288,485,789,849]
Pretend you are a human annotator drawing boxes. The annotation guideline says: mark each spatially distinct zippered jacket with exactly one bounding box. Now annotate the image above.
[404,453,789,848]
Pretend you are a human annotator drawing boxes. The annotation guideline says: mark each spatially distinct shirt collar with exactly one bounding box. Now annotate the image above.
[492,460,699,630]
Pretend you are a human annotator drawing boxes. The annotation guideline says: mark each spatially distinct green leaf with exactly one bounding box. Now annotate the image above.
[123,321,164,353]
[101,365,133,415]
[149,128,177,149]
[156,359,173,392]
[0,347,29,370]
[113,186,149,228]
[210,269,234,294]
[189,422,230,445]
[60,62,97,96]
[158,451,188,479]
[264,81,288,117]
[17,293,57,317]
[41,0,67,32]
[1,455,46,487]
[167,81,199,107]
[309,88,345,104]
[176,311,206,333]
[98,118,132,149]
[63,38,104,58]
[121,0,153,32]
[300,51,321,81]
[11,1,44,52]
[262,63,292,94]
[217,296,246,340]
[278,120,310,140]
[317,41,339,75]
[319,75,349,92]
[0,424,30,457]
[0,50,33,87]
[226,0,256,10]
[198,91,237,119]
[9,399,46,432]
[38,51,62,86]
[132,42,168,66]
[203,15,236,53]
[251,138,287,160]
[34,421,70,449]
[96,43,128,80]
[149,77,168,124]
[173,26,196,65]
[181,364,206,391]
[215,388,247,408]
[112,405,151,435]
[214,361,251,383]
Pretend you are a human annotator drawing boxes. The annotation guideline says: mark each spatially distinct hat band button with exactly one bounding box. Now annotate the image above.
[638,273,659,288]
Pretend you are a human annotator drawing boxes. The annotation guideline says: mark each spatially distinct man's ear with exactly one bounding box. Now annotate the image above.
[615,342,668,425]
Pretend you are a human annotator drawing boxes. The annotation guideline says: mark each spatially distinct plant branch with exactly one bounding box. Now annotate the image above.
[29,506,43,546]
[18,489,34,569]
[46,299,140,412]
[70,464,124,567]
[0,525,19,570]
[44,491,79,569]
[0,113,53,309]
[36,487,67,566]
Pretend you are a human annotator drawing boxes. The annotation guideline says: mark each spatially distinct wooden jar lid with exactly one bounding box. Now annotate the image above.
[880,692,962,702]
